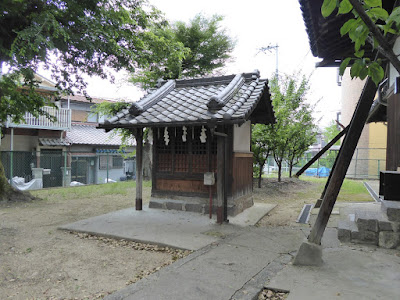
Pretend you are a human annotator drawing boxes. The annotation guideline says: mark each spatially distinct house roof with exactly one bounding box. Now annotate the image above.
[66,123,134,146]
[100,71,274,130]
[299,0,397,67]
[39,138,70,146]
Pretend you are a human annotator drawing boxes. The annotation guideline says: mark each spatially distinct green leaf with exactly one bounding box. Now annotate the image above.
[358,67,368,80]
[338,0,353,15]
[364,0,382,7]
[354,49,365,58]
[340,19,357,36]
[339,57,352,75]
[387,7,400,26]
[321,0,337,18]
[367,8,389,20]
[368,62,384,85]
[350,59,364,78]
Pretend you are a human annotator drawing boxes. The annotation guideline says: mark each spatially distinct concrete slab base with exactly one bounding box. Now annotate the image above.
[293,241,323,266]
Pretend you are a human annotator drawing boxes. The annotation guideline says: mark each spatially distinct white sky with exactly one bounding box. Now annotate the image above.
[85,0,342,128]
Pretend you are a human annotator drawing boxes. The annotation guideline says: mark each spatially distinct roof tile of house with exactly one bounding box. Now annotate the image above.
[66,123,134,146]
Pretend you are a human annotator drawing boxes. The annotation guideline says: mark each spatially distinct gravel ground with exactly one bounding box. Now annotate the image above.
[0,178,328,299]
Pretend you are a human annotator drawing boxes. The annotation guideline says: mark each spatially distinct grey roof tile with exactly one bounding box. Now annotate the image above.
[101,71,274,128]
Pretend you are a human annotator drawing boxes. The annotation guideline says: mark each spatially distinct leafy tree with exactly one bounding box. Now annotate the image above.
[131,14,236,89]
[284,113,316,177]
[266,74,316,182]
[251,124,272,188]
[0,0,185,201]
[321,0,400,85]
[323,121,341,146]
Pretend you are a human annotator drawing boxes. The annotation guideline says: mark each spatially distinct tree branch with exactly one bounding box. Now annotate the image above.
[348,0,400,73]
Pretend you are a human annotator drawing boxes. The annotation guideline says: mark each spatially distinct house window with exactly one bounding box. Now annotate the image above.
[112,156,123,168]
[99,155,112,170]
[99,155,123,169]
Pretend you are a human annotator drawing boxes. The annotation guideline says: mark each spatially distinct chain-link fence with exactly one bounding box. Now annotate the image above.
[263,148,386,180]
[0,150,136,190]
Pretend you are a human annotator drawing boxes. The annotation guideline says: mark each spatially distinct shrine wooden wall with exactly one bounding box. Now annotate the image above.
[386,92,400,171]
[232,152,253,199]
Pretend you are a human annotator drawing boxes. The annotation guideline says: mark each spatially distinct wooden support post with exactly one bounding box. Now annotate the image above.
[223,127,229,222]
[135,128,143,211]
[217,134,225,224]
[295,126,348,178]
[308,77,377,245]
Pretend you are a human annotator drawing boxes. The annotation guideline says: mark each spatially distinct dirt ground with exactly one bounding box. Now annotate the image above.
[255,178,321,227]
[0,185,190,299]
[0,178,360,299]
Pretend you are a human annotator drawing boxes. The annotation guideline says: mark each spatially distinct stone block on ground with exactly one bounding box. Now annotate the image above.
[381,200,400,222]
[293,241,323,266]
[166,201,184,211]
[351,230,378,245]
[379,231,400,249]
[356,218,379,232]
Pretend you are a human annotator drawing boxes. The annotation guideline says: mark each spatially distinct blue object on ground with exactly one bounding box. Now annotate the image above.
[305,167,330,177]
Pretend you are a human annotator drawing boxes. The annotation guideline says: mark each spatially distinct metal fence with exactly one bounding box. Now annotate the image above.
[263,148,386,180]
[0,150,136,190]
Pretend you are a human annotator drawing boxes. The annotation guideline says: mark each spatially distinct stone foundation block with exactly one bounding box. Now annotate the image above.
[382,200,400,222]
[166,201,184,211]
[379,231,400,249]
[356,218,379,232]
[337,228,351,243]
[149,201,165,209]
[352,230,378,245]
[293,241,323,266]
[379,221,394,232]
[185,203,204,214]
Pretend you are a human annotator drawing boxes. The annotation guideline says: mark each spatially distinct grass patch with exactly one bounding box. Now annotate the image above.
[300,176,372,202]
[31,180,152,201]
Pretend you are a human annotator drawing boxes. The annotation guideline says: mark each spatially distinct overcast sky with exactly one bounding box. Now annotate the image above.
[85,0,342,128]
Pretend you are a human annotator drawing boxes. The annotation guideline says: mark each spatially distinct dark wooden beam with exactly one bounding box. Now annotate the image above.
[308,76,377,245]
[294,126,348,178]
[134,128,144,210]
[217,132,225,224]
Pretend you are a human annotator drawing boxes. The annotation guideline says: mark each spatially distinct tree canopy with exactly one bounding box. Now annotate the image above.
[0,0,186,123]
[321,0,400,85]
[131,13,235,89]
[251,74,317,183]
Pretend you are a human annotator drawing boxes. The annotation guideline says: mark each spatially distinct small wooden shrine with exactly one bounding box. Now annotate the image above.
[100,70,275,223]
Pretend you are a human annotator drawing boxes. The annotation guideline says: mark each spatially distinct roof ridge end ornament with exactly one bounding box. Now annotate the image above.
[207,73,245,112]
[129,80,176,117]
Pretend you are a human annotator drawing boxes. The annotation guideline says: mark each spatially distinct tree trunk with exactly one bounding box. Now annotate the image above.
[0,160,35,202]
[277,161,282,182]
[289,162,293,178]
[257,161,265,188]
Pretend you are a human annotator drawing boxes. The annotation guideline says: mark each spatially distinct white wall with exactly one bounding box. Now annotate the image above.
[233,121,251,152]
[0,134,38,152]
[389,37,400,88]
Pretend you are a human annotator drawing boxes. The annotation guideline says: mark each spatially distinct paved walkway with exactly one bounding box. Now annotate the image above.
[59,203,400,300]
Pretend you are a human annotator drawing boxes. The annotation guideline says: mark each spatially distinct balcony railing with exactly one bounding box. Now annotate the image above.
[6,106,71,130]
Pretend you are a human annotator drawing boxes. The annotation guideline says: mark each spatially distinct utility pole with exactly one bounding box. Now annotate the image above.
[259,43,279,79]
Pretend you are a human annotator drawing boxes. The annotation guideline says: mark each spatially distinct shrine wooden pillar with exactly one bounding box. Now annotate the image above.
[133,128,143,210]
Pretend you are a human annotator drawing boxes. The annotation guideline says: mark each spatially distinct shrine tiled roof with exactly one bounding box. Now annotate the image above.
[99,70,275,129]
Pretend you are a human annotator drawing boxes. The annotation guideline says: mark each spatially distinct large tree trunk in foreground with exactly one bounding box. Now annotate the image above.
[0,160,35,202]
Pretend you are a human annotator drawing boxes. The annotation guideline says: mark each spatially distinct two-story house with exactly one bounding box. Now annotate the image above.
[0,74,135,188]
